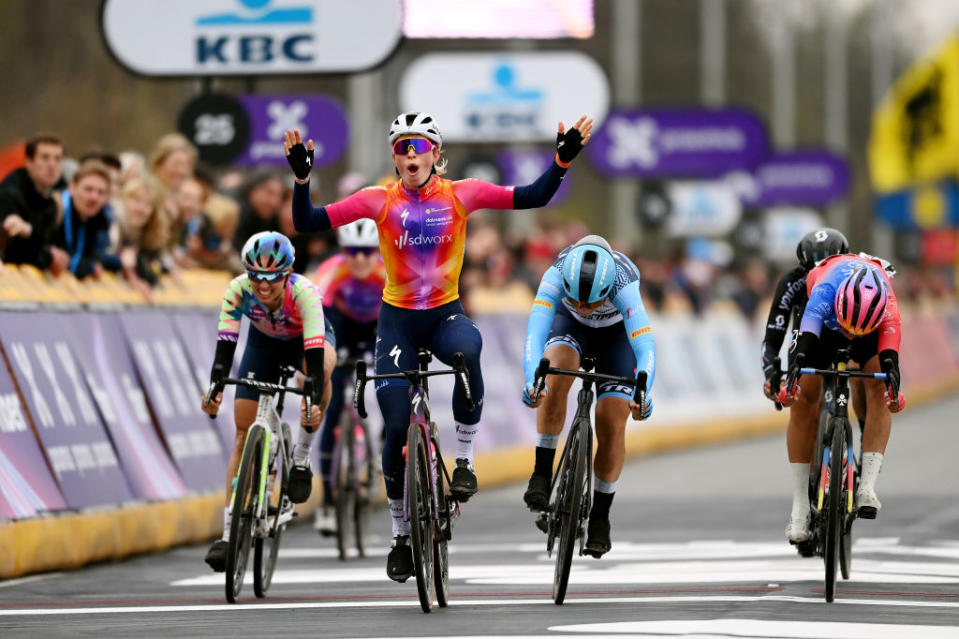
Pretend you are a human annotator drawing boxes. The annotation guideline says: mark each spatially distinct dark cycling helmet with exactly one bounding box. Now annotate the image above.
[796,227,849,271]
[241,231,295,280]
[561,235,616,305]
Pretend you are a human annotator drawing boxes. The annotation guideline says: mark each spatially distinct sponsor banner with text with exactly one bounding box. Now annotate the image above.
[118,312,226,492]
[0,312,134,510]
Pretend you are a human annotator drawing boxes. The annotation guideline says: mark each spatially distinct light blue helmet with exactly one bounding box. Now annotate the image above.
[561,235,616,304]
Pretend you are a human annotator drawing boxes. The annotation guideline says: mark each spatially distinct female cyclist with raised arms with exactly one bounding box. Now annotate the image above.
[311,219,386,534]
[284,111,593,582]
[200,231,337,571]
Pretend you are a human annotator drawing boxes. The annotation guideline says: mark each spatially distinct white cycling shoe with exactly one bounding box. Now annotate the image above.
[856,486,881,519]
[786,512,811,544]
[313,506,336,537]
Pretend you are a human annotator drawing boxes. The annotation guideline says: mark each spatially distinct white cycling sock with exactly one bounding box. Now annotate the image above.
[790,462,810,520]
[454,422,478,463]
[389,498,410,537]
[293,427,316,464]
[221,507,231,541]
[859,452,884,494]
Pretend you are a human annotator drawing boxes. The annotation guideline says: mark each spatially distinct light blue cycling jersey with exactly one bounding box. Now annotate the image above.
[523,247,656,394]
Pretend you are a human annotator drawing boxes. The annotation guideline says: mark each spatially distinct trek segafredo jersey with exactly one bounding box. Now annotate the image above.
[324,177,515,310]
[312,253,386,324]
[217,272,327,350]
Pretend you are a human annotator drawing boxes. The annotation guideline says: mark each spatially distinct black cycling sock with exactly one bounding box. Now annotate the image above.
[591,490,615,520]
[533,446,556,479]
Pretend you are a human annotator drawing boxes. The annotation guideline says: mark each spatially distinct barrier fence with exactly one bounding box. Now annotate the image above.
[0,265,957,578]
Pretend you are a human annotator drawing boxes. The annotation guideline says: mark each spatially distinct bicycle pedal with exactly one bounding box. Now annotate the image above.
[858,505,877,520]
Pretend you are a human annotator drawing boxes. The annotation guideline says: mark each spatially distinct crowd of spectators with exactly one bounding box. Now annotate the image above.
[0,131,953,320]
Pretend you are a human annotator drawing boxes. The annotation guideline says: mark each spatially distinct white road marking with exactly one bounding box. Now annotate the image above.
[550,619,959,638]
[1,595,959,617]
[0,573,62,589]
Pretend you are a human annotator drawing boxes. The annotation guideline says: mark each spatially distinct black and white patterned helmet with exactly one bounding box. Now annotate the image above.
[388,112,442,147]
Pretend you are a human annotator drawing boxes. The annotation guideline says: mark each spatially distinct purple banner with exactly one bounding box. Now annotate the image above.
[0,341,66,519]
[235,94,349,168]
[170,311,237,451]
[742,150,850,208]
[497,149,571,206]
[587,108,768,178]
[0,312,133,509]
[63,314,186,500]
[118,312,226,492]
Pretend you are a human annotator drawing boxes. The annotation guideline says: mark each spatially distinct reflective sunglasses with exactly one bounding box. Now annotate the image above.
[392,137,434,155]
[344,246,377,258]
[247,270,285,283]
[567,296,604,311]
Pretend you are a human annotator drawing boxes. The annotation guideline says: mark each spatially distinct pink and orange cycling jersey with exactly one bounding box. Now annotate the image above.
[325,177,515,310]
[217,272,327,350]
[313,253,386,323]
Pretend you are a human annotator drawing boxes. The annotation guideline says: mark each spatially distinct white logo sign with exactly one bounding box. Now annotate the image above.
[400,52,609,142]
[102,0,402,76]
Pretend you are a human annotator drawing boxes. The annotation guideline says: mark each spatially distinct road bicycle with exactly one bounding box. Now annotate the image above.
[353,349,473,613]
[206,364,315,603]
[330,357,377,560]
[529,356,647,605]
[780,348,894,602]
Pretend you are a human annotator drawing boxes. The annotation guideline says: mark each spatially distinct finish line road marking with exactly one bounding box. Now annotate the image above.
[2,594,959,616]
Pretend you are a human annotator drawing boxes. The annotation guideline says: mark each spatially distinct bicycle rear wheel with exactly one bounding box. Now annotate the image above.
[553,423,587,605]
[824,416,845,602]
[354,421,374,558]
[226,425,264,603]
[254,424,289,597]
[335,414,355,561]
[407,422,436,612]
[840,424,854,581]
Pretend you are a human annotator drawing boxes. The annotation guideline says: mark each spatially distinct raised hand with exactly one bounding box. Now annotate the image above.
[555,115,594,164]
[283,129,314,181]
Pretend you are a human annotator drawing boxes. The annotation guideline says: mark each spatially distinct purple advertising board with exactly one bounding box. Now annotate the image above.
[497,149,571,206]
[234,94,349,168]
[742,150,850,208]
[63,313,186,500]
[170,310,237,451]
[118,312,226,492]
[0,312,133,509]
[587,108,768,178]
[0,344,66,519]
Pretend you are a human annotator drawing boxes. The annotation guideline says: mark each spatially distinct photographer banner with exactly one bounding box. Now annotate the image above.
[0,311,134,509]
[63,313,187,500]
[118,312,226,492]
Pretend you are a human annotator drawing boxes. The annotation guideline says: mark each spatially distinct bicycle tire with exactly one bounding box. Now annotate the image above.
[407,422,436,612]
[335,413,355,561]
[553,423,586,605]
[226,425,265,603]
[840,421,854,581]
[824,416,845,602]
[433,436,450,608]
[254,429,286,597]
[354,420,374,559]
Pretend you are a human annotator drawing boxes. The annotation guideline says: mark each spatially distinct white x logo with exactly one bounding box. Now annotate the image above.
[267,100,308,140]
[607,116,658,169]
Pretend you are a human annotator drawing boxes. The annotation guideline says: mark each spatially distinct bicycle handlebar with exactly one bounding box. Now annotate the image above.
[204,364,314,420]
[532,357,648,406]
[352,352,474,420]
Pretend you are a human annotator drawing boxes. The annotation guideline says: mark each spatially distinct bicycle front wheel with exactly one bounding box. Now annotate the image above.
[335,414,356,561]
[254,423,290,597]
[407,422,436,613]
[226,425,265,603]
[553,423,587,605]
[824,416,845,602]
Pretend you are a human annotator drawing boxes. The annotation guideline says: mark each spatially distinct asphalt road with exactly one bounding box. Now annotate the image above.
[1,394,957,638]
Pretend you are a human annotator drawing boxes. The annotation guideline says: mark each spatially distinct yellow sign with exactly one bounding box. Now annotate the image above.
[869,37,959,193]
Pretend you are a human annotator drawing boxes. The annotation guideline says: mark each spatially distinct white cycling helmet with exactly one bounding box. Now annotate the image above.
[388,112,442,147]
[337,219,379,248]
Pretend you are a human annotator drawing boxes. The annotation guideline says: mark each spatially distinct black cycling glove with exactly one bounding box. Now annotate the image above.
[879,349,900,397]
[556,126,585,164]
[286,142,314,180]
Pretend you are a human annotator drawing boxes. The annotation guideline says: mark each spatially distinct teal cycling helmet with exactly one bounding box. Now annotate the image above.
[241,231,295,281]
[561,235,616,304]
